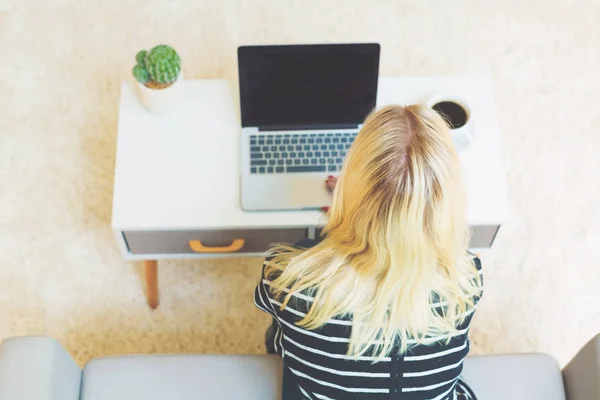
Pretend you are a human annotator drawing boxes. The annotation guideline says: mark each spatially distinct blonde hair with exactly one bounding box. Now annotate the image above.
[265,105,482,358]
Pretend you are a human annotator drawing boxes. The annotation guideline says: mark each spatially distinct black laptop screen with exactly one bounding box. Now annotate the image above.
[238,44,380,129]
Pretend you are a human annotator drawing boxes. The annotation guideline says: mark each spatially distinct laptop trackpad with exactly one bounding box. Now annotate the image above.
[286,176,331,209]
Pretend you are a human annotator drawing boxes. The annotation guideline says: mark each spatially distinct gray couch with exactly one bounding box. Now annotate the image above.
[0,334,598,400]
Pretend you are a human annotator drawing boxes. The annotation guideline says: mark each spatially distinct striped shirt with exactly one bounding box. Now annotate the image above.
[254,256,482,400]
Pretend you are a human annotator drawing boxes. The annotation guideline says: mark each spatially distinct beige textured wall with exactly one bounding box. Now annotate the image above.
[1,0,599,366]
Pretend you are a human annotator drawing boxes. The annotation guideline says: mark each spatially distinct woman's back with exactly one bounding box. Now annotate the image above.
[255,105,483,399]
[255,248,481,399]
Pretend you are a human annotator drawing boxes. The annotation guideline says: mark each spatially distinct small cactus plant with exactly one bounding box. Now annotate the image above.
[133,45,181,89]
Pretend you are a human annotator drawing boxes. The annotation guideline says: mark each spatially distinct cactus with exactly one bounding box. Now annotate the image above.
[132,45,181,89]
[146,45,181,84]
[135,50,148,65]
[132,64,149,84]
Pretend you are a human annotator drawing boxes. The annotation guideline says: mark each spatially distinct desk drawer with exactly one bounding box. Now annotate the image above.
[123,228,308,255]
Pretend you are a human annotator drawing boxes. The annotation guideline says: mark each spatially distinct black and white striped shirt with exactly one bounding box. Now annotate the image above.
[254,256,482,400]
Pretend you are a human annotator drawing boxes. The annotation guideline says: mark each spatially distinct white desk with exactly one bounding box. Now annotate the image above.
[112,76,507,308]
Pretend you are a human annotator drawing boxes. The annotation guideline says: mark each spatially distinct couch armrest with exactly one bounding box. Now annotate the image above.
[0,336,81,400]
[563,333,600,400]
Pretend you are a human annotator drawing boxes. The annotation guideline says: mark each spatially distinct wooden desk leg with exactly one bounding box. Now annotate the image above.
[144,260,159,309]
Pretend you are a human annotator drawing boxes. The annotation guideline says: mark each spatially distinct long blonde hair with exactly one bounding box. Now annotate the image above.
[265,105,481,358]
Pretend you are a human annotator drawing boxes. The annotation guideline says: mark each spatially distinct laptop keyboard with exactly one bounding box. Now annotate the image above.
[249,132,356,174]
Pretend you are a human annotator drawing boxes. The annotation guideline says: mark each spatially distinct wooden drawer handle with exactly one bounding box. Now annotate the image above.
[189,239,245,253]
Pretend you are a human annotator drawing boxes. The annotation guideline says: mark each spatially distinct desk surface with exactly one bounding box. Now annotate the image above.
[112,77,507,231]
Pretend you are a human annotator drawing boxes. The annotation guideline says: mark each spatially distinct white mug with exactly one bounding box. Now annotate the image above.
[426,95,473,152]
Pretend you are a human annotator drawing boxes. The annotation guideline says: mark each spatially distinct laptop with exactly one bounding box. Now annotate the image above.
[237,43,380,211]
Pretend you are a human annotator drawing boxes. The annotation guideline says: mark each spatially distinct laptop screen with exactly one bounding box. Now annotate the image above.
[238,44,380,129]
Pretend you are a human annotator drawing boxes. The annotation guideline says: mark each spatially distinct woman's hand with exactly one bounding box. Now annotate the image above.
[322,175,338,213]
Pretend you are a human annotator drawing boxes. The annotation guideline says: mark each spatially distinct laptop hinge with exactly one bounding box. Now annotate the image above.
[258,124,360,132]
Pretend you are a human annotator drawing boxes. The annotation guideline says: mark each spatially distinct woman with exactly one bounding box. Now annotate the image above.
[254,105,483,400]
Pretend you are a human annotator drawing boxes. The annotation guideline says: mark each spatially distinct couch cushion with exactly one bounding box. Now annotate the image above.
[81,354,283,400]
[462,354,566,400]
[82,352,566,400]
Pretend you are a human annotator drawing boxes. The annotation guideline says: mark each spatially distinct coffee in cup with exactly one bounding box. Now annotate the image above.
[427,95,473,151]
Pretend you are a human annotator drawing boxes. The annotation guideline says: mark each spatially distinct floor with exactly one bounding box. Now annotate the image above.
[1,0,599,367]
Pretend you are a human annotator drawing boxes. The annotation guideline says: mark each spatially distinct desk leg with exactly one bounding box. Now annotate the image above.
[144,260,159,309]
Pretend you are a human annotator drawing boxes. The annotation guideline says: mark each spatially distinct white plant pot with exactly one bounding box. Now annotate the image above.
[136,72,183,115]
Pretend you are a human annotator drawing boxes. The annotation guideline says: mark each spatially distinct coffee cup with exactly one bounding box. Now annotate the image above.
[427,95,473,152]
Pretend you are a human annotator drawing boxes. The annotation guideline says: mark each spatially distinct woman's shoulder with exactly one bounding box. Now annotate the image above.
[467,252,483,274]
[472,254,483,281]
[473,254,482,271]
[469,253,484,303]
